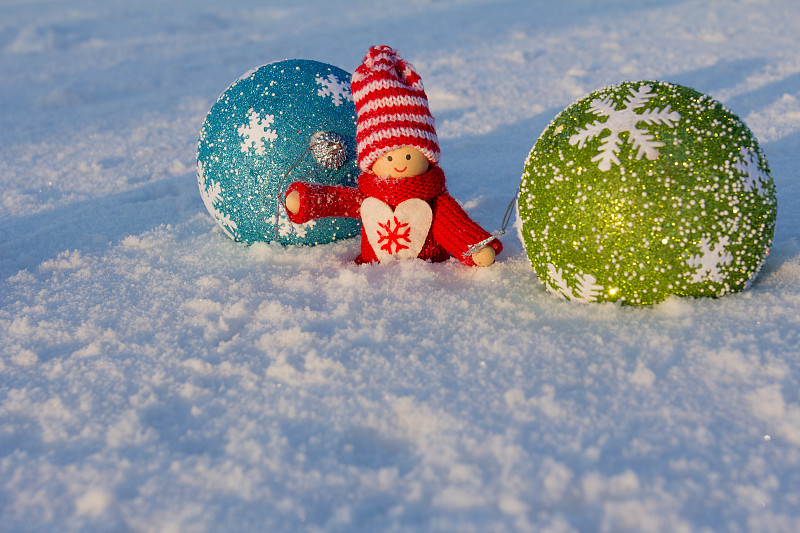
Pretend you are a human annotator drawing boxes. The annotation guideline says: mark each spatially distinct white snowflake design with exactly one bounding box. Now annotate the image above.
[238,109,278,156]
[569,84,681,171]
[545,263,574,300]
[545,263,604,302]
[574,272,604,302]
[197,161,237,238]
[275,201,316,239]
[686,235,733,284]
[733,146,769,195]
[315,73,353,107]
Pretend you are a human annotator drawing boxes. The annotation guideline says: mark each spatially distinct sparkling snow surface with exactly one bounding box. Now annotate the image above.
[2,1,800,532]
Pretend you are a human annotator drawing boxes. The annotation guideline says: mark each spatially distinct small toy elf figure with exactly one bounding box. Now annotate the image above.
[285,45,501,267]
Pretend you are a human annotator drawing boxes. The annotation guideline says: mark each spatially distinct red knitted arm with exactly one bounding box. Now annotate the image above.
[431,193,503,266]
[285,182,364,224]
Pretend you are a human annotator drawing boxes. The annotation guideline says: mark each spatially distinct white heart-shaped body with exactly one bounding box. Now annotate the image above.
[361,197,433,262]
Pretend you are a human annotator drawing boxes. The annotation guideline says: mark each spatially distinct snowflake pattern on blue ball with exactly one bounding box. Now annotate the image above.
[197,59,361,245]
[518,81,777,305]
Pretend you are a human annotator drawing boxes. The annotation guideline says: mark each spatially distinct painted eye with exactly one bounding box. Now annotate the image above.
[387,155,393,162]
[406,154,411,160]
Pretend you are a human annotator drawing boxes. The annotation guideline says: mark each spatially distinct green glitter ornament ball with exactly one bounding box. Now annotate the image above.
[517,81,776,305]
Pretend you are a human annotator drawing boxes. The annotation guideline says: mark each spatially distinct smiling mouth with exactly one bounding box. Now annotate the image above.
[393,166,407,173]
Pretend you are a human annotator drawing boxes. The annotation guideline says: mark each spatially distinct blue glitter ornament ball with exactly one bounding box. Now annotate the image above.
[197,59,361,245]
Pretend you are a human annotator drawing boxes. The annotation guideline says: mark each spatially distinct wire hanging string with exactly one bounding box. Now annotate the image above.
[273,132,349,239]
[273,145,313,239]
[463,189,519,258]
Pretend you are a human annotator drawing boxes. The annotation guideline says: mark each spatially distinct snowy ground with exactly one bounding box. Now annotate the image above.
[2,0,800,531]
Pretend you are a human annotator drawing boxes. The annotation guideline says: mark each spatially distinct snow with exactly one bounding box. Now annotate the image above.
[1,0,800,531]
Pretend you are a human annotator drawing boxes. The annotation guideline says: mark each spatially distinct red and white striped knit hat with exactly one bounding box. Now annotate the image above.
[351,45,440,173]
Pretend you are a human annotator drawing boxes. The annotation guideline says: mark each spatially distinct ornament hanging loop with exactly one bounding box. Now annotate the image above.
[463,190,518,258]
[310,131,348,170]
[274,131,350,238]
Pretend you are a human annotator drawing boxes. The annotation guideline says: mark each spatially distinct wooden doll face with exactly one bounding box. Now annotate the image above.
[371,147,429,179]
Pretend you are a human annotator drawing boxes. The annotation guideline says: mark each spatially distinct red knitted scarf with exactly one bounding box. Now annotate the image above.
[358,165,446,205]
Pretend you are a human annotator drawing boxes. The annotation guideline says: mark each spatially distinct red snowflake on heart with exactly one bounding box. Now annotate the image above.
[376,216,412,254]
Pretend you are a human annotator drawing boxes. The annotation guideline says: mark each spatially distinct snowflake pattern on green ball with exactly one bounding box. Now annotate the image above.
[517,81,777,305]
[569,84,681,171]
